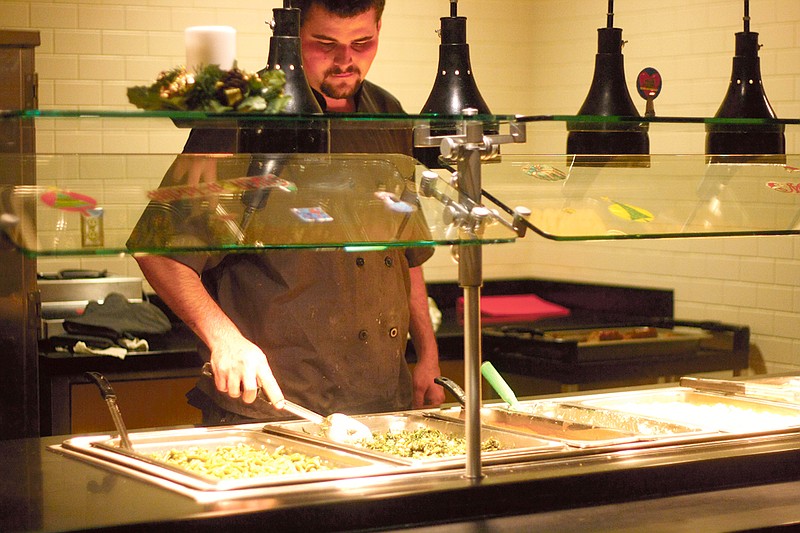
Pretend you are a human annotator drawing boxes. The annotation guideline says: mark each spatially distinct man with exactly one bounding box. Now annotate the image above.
[296,0,389,113]
[134,0,444,424]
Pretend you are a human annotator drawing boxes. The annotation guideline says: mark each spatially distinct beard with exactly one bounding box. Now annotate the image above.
[319,66,363,100]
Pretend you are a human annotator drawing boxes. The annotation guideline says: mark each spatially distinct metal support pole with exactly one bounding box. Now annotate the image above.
[458,115,485,482]
[421,113,526,481]
[460,263,482,481]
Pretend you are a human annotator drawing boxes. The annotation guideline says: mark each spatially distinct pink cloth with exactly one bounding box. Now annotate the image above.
[457,294,570,324]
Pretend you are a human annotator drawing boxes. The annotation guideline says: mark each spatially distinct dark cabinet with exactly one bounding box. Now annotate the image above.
[0,30,40,439]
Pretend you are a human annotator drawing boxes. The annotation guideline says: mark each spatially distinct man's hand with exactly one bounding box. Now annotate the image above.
[411,358,445,409]
[209,335,284,405]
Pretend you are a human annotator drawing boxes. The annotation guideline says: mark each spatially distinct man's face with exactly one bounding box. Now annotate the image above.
[300,4,381,101]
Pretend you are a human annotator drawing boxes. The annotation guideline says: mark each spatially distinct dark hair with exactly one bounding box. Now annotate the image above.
[291,0,385,24]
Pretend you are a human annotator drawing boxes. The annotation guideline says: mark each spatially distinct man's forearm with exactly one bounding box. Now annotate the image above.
[134,255,241,351]
[408,265,445,407]
[135,254,284,405]
[408,266,438,363]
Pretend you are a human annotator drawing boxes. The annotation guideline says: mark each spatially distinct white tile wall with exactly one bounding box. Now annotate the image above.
[6,0,800,372]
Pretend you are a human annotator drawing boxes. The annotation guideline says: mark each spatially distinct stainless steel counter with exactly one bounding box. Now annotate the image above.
[7,409,800,532]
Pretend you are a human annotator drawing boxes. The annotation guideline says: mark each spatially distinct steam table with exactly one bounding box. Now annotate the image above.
[7,407,800,532]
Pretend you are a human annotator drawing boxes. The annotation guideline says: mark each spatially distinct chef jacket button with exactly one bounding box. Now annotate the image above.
[358,329,369,341]
[384,256,393,267]
[356,257,365,267]
[389,327,398,338]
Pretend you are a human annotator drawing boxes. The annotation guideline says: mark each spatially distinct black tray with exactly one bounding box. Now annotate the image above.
[483,325,711,363]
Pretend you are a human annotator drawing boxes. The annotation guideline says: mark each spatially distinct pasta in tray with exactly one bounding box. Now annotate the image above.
[150,443,331,479]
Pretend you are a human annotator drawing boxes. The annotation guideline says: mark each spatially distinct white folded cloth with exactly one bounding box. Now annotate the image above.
[73,342,127,360]
[72,337,149,360]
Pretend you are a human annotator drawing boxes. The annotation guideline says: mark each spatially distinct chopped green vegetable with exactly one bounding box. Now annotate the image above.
[356,428,503,459]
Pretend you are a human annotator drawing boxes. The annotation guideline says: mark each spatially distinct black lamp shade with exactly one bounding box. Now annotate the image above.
[415,14,493,168]
[239,6,328,156]
[705,31,785,164]
[263,6,322,115]
[567,27,650,165]
[421,16,490,116]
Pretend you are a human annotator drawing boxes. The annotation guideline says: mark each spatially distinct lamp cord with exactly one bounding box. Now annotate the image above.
[743,0,750,32]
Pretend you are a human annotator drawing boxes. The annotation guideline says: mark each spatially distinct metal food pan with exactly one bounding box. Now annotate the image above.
[740,377,800,404]
[61,426,398,491]
[574,387,800,433]
[746,376,800,388]
[510,400,705,439]
[681,375,800,405]
[434,406,640,448]
[265,412,565,465]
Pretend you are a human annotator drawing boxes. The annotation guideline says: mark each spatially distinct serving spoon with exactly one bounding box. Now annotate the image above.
[84,371,134,451]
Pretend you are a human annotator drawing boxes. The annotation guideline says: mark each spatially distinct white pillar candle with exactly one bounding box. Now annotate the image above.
[185,26,236,73]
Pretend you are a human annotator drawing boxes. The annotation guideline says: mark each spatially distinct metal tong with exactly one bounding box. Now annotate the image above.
[434,376,466,406]
[201,362,372,443]
[84,372,133,451]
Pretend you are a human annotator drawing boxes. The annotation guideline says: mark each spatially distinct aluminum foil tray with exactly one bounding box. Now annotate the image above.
[574,387,800,433]
[434,406,640,448]
[509,400,705,439]
[681,375,800,405]
[60,425,399,491]
[264,412,565,465]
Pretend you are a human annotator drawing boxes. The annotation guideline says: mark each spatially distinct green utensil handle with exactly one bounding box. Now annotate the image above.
[480,361,518,406]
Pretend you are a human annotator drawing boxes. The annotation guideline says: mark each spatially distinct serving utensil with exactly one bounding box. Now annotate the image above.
[480,361,520,408]
[276,398,373,443]
[201,362,372,443]
[434,376,466,406]
[84,371,133,450]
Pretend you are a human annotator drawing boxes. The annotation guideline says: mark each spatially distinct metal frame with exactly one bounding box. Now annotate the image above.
[415,111,528,480]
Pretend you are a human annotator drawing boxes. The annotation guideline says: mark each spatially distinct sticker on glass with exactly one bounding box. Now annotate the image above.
[521,164,567,181]
[291,207,333,222]
[40,188,98,215]
[603,197,654,222]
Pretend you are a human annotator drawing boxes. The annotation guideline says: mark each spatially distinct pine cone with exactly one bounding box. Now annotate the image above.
[216,68,250,107]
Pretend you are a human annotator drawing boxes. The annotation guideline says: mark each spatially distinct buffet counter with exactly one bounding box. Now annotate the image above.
[4,107,800,530]
[8,379,800,532]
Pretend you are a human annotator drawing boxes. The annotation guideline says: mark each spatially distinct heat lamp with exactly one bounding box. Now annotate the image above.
[705,0,785,164]
[239,0,327,233]
[566,0,649,166]
[415,0,493,168]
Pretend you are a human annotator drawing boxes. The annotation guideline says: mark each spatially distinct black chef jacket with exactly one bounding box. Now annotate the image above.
[131,80,434,420]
